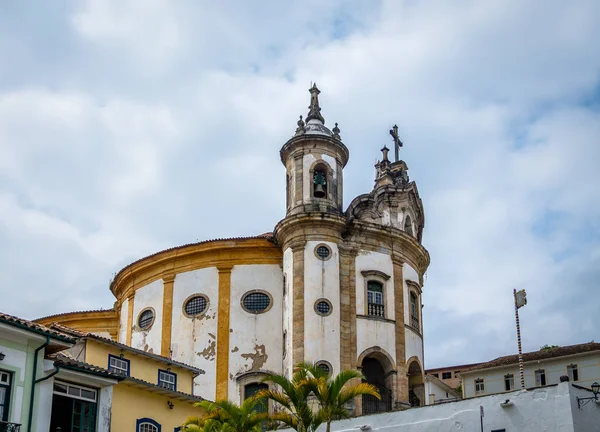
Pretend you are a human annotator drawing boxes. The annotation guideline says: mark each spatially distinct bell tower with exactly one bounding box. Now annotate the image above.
[280,84,349,216]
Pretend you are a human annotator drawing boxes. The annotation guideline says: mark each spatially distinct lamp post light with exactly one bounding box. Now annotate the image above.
[0,352,5,361]
[576,382,600,409]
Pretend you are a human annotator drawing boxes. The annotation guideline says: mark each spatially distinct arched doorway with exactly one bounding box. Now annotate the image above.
[360,357,393,414]
[407,360,424,407]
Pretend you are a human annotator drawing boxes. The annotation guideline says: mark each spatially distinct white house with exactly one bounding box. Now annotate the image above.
[459,342,600,398]
[423,374,461,405]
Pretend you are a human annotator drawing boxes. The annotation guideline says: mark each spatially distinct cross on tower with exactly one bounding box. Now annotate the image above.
[389,124,403,162]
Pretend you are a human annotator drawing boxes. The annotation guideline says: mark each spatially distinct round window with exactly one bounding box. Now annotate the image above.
[316,361,332,376]
[241,291,272,314]
[138,308,154,330]
[184,295,208,317]
[315,244,331,260]
[314,299,332,316]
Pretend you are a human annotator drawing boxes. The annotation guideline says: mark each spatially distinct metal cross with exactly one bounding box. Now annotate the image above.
[389,124,403,162]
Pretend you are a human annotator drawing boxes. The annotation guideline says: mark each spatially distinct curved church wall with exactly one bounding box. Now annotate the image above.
[131,279,163,353]
[303,240,341,375]
[171,267,219,398]
[228,264,283,399]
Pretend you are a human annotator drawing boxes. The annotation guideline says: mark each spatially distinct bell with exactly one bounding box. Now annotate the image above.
[314,184,326,198]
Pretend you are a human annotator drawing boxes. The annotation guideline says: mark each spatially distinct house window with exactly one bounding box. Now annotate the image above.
[136,418,161,432]
[442,372,452,380]
[410,292,419,331]
[474,378,485,395]
[241,291,273,314]
[0,370,12,422]
[108,354,130,376]
[158,369,177,391]
[504,374,514,391]
[432,373,439,378]
[367,281,384,317]
[244,383,268,413]
[51,381,97,432]
[535,369,546,386]
[567,364,579,382]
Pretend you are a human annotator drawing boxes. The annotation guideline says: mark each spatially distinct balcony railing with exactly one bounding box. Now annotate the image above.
[0,421,22,432]
[367,303,385,318]
[411,315,420,332]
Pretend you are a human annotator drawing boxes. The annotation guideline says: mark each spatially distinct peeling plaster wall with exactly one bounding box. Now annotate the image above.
[282,247,293,378]
[357,318,396,365]
[171,267,219,399]
[98,385,113,432]
[303,240,340,374]
[131,279,163,354]
[118,298,128,343]
[228,264,283,398]
[302,153,338,203]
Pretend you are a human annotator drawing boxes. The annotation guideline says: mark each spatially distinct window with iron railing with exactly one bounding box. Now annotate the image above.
[410,292,419,331]
[367,281,385,317]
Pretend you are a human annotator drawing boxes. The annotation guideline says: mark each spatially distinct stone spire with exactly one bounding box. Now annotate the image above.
[306,83,325,124]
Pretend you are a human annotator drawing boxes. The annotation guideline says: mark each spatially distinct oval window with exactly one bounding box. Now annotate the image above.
[242,291,272,314]
[184,295,208,317]
[138,309,154,330]
[316,361,332,376]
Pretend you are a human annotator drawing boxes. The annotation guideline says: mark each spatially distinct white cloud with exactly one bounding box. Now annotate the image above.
[0,0,599,369]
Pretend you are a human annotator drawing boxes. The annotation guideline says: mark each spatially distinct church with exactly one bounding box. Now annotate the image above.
[37,85,431,414]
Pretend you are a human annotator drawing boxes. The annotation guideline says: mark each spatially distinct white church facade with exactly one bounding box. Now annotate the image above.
[37,85,430,414]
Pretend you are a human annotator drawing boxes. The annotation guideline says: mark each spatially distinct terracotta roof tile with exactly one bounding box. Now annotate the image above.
[52,353,122,380]
[0,311,75,343]
[461,342,600,374]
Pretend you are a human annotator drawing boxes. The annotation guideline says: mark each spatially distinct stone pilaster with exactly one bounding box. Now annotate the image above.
[291,241,305,366]
[294,154,303,206]
[393,256,409,406]
[126,291,134,346]
[161,273,175,358]
[339,246,357,371]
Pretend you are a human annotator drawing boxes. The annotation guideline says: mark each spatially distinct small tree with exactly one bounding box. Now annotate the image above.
[182,398,269,432]
[300,363,380,432]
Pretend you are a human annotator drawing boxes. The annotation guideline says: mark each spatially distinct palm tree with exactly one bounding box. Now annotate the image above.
[255,366,320,432]
[257,364,380,432]
[182,398,269,432]
[299,363,380,432]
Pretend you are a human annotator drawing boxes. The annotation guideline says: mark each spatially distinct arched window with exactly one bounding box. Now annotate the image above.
[244,383,268,413]
[410,292,419,331]
[367,281,384,317]
[136,418,160,432]
[313,164,328,198]
[404,215,414,237]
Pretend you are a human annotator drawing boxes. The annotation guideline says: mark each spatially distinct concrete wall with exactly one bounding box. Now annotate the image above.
[228,264,283,398]
[303,240,340,374]
[300,382,595,432]
[171,267,219,398]
[131,279,164,353]
[462,352,600,398]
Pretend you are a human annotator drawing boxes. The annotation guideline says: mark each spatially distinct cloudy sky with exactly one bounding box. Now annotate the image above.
[1,0,598,368]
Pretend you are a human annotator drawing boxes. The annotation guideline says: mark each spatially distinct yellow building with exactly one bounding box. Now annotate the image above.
[52,324,204,431]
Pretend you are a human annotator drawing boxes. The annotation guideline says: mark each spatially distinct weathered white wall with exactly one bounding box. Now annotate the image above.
[462,352,600,398]
[98,385,113,432]
[282,247,293,378]
[288,382,593,432]
[356,318,396,365]
[228,264,284,398]
[303,240,340,374]
[131,279,164,353]
[171,267,219,399]
[302,153,338,203]
[405,328,424,368]
[118,297,128,343]
[34,372,53,432]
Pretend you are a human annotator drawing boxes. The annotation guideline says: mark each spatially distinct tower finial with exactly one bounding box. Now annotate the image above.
[381,145,390,162]
[306,83,325,124]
